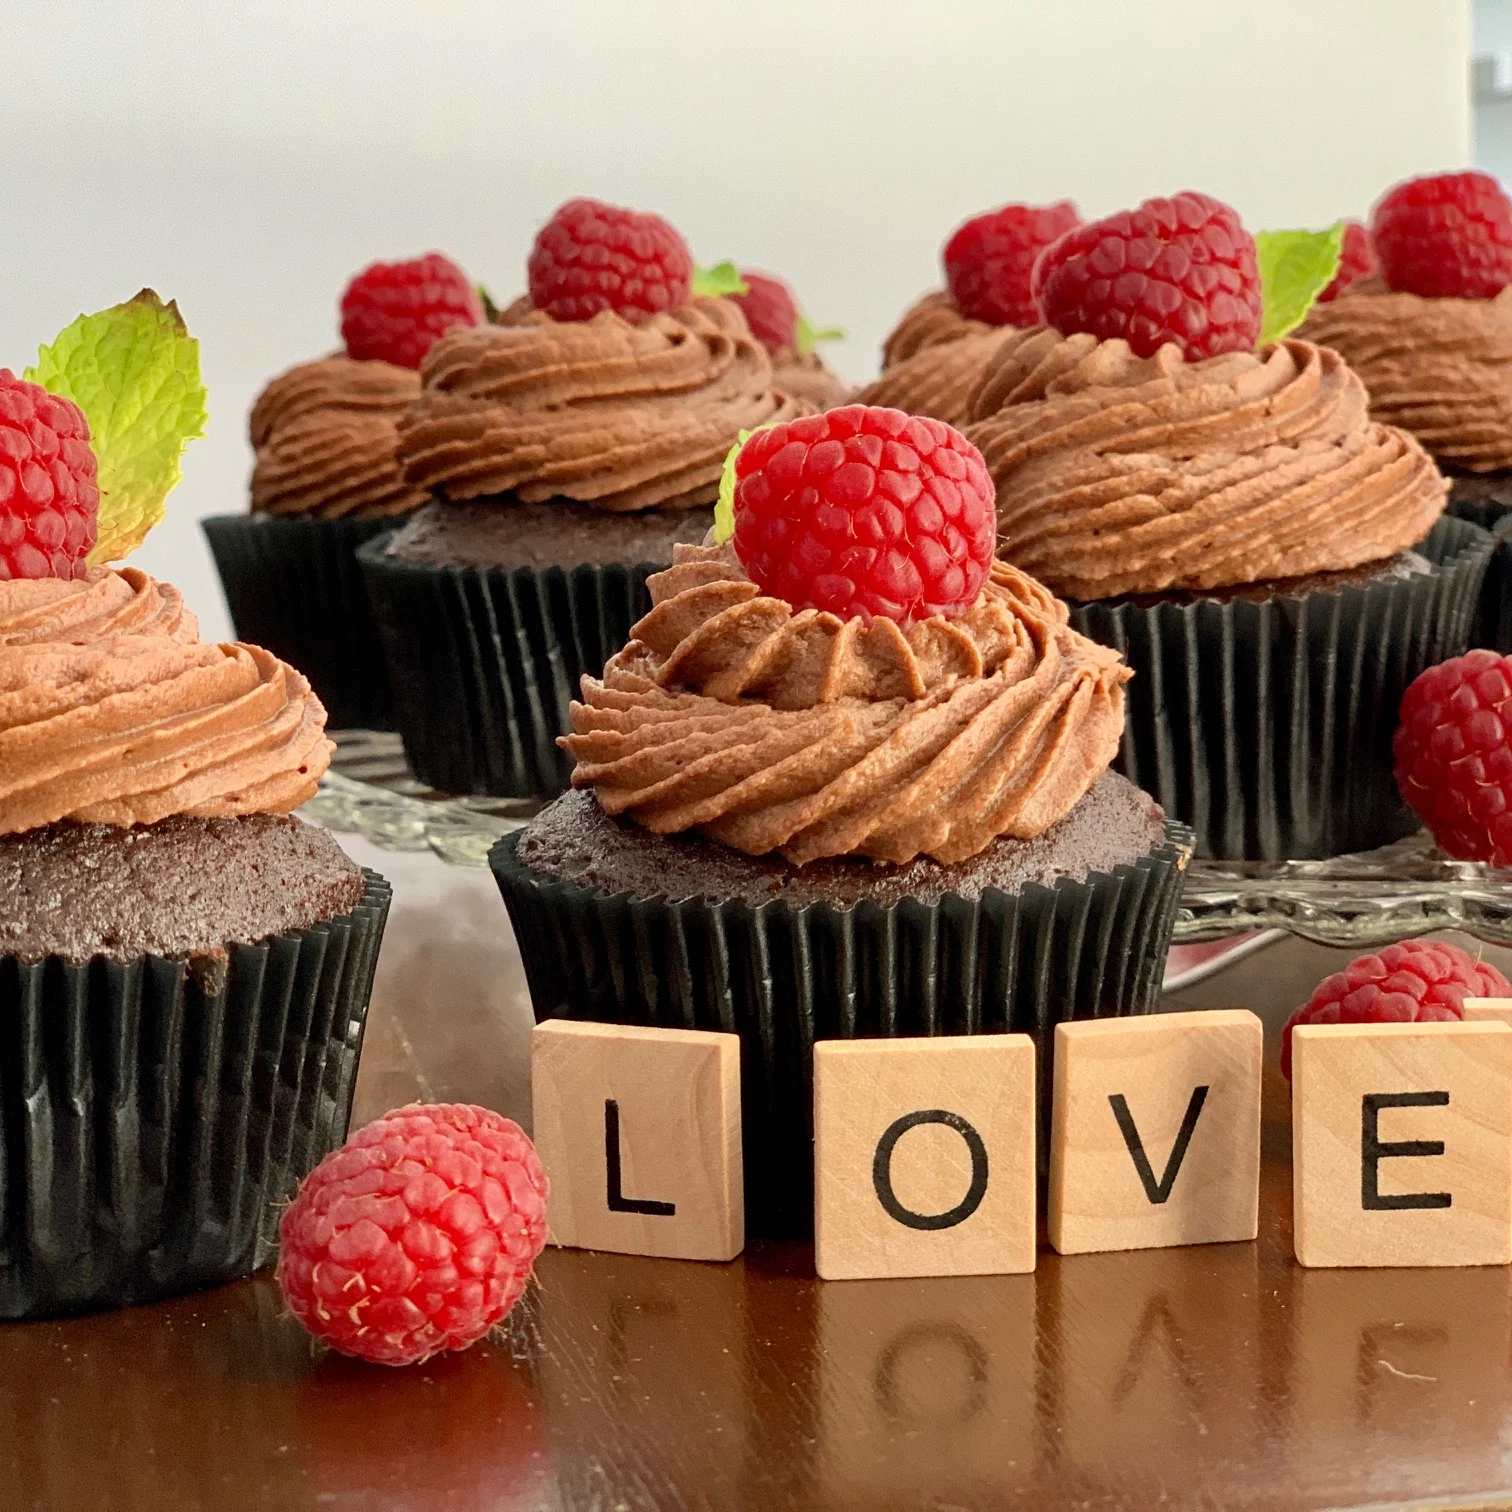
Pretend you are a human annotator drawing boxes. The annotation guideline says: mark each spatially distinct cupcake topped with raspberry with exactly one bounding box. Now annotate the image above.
[540,403,1165,891]
[727,268,852,412]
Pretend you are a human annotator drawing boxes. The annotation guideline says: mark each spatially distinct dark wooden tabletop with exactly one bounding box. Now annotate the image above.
[5,839,1512,1512]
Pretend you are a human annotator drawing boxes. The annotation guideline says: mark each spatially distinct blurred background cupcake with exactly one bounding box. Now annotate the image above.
[360,198,815,799]
[491,405,1189,1236]
[203,252,479,729]
[0,297,390,1317]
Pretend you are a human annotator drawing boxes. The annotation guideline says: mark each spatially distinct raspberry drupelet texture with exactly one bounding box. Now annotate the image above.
[944,200,1081,327]
[340,254,483,370]
[731,270,799,355]
[277,1103,549,1367]
[0,369,99,580]
[1316,219,1377,303]
[1030,191,1262,362]
[731,404,997,626]
[1394,649,1512,865]
[1372,170,1512,301]
[1281,939,1510,1080]
[528,198,694,324]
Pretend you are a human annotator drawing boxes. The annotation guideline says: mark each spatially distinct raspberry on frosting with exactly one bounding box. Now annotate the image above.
[1317,219,1377,302]
[731,270,799,355]
[1372,170,1512,301]
[528,198,694,324]
[340,254,483,371]
[0,369,99,581]
[944,201,1080,327]
[1031,191,1262,362]
[730,404,997,625]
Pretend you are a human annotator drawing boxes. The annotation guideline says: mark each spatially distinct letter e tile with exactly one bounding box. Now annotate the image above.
[531,1020,743,1261]
[813,1035,1036,1280]
[1292,1021,1512,1268]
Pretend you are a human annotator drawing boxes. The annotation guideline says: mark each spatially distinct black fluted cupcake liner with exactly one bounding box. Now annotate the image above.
[203,513,411,731]
[0,871,391,1320]
[490,826,1190,1240]
[357,536,661,798]
[1069,517,1493,862]
[1447,478,1512,653]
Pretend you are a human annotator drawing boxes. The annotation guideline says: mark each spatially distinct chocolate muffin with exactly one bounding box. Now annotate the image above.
[492,543,1189,1237]
[958,327,1491,860]
[360,295,811,798]
[203,355,424,729]
[0,566,391,1317]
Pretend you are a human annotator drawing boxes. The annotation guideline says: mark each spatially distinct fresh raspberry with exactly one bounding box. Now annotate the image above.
[340,254,482,370]
[731,269,799,355]
[1372,171,1512,300]
[1394,648,1512,864]
[528,198,693,324]
[731,404,997,625]
[1281,939,1509,1080]
[1030,191,1262,362]
[0,369,98,580]
[1316,219,1377,302]
[944,200,1081,327]
[277,1103,549,1367]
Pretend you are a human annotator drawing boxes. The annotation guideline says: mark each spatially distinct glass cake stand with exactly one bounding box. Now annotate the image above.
[303,731,1512,950]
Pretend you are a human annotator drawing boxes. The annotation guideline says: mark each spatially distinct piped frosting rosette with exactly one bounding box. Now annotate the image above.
[250,354,424,519]
[961,329,1447,600]
[561,543,1129,866]
[0,568,332,834]
[1299,279,1512,474]
[395,297,810,511]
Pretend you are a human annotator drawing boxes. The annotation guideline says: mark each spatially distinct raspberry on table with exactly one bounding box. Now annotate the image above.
[1030,191,1262,362]
[1394,648,1512,865]
[1372,170,1512,300]
[1281,939,1510,1079]
[731,403,997,625]
[1316,219,1377,302]
[528,198,694,324]
[0,369,99,580]
[340,253,482,371]
[943,200,1080,327]
[277,1102,549,1367]
[731,269,799,355]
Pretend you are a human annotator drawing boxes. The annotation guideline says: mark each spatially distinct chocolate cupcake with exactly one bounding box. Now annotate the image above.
[361,294,809,797]
[0,564,389,1317]
[202,355,425,730]
[960,326,1489,859]
[492,459,1189,1236]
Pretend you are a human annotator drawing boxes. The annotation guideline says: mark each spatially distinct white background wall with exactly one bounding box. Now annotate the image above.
[2,0,1470,639]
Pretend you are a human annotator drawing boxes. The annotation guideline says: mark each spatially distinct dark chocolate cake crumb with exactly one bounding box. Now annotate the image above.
[516,772,1171,908]
[0,814,365,965]
[387,497,714,570]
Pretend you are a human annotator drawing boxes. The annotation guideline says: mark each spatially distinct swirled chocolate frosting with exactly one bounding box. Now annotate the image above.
[250,355,425,520]
[961,329,1447,600]
[0,570,333,835]
[881,290,995,367]
[771,350,852,410]
[395,297,808,512]
[562,544,1129,865]
[1299,279,1512,474]
[857,327,1016,425]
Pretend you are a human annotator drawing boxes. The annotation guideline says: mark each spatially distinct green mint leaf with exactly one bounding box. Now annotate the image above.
[25,289,208,563]
[477,283,501,322]
[692,261,749,299]
[796,311,845,355]
[713,423,779,543]
[1256,223,1344,346]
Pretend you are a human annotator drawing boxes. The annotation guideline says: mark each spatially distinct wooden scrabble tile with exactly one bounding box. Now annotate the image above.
[1048,1009,1262,1255]
[531,1019,743,1262]
[1291,1021,1512,1268]
[813,1035,1036,1281]
[1463,998,1512,1028]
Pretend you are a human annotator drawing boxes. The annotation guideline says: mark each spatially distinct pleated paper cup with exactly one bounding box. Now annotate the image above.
[489,827,1190,1239]
[203,513,411,731]
[1448,479,1512,653]
[358,536,661,799]
[1070,516,1493,862]
[0,871,391,1319]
